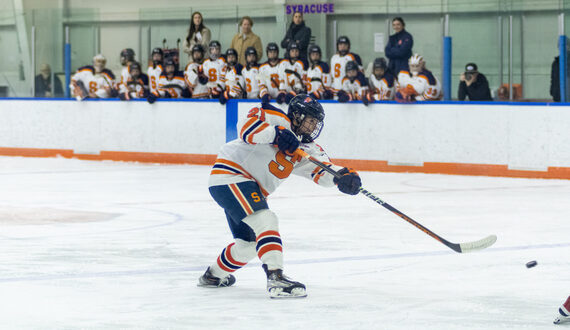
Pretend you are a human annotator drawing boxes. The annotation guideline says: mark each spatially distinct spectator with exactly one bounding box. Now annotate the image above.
[281,10,311,60]
[385,17,413,75]
[230,16,263,67]
[35,63,63,97]
[182,12,211,62]
[550,43,570,102]
[458,63,492,101]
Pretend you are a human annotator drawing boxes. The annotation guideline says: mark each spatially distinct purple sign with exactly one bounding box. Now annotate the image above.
[286,3,334,15]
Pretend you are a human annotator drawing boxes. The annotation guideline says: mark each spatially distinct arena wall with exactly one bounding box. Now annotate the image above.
[1,99,569,179]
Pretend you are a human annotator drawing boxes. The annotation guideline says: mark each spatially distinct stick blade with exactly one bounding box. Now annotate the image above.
[457,234,497,253]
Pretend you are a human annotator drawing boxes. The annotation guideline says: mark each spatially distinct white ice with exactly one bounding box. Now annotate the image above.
[0,156,569,329]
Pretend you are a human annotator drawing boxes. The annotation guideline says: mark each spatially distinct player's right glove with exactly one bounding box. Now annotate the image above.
[273,126,299,154]
[337,90,351,103]
[285,92,296,104]
[261,93,271,104]
[334,167,362,195]
[147,93,157,104]
[219,90,229,105]
[276,91,287,104]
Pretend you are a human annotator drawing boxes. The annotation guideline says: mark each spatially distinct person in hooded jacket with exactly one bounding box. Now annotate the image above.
[281,10,312,61]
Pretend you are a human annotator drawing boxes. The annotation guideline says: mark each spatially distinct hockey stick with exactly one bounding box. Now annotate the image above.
[295,149,497,253]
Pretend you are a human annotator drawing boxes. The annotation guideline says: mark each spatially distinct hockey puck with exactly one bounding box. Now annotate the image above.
[526,260,537,268]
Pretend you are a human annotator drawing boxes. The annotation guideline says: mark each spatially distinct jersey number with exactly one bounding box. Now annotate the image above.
[270,74,279,88]
[269,151,301,179]
[208,68,217,82]
[89,81,97,93]
[246,78,252,93]
[151,76,157,90]
[334,63,341,78]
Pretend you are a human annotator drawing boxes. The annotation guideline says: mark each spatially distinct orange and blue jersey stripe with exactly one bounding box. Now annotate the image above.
[256,230,283,259]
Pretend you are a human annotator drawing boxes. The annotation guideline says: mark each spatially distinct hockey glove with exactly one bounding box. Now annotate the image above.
[273,126,299,154]
[147,93,157,104]
[261,93,271,104]
[285,92,296,104]
[337,90,351,103]
[334,167,362,195]
[322,89,334,100]
[276,91,287,104]
[362,93,370,106]
[219,90,229,105]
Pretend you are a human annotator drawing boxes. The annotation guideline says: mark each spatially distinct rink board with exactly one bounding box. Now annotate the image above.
[1,98,570,179]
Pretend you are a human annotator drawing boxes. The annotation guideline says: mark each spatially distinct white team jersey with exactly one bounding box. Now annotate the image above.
[341,71,369,100]
[70,66,115,98]
[330,52,362,92]
[278,59,306,93]
[397,69,442,101]
[242,65,261,99]
[184,62,209,98]
[147,64,163,95]
[369,72,396,100]
[306,61,331,97]
[156,72,187,98]
[202,57,227,91]
[120,66,130,87]
[118,74,149,99]
[225,64,246,98]
[258,61,281,98]
[208,103,341,196]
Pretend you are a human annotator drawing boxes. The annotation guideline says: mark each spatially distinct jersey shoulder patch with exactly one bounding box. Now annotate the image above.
[419,69,437,85]
[77,65,94,74]
[102,69,116,80]
[383,72,396,87]
[318,61,330,73]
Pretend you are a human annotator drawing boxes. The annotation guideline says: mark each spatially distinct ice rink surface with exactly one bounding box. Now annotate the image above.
[0,156,569,329]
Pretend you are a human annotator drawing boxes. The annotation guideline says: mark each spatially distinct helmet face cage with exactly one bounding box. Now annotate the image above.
[209,41,221,59]
[287,94,325,143]
[408,54,424,74]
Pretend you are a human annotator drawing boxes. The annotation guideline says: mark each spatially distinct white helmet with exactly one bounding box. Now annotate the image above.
[93,54,106,73]
[408,53,424,66]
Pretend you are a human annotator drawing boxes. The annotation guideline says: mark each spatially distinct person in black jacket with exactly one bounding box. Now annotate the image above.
[457,63,492,101]
[550,52,570,102]
[35,63,63,97]
[281,11,311,60]
[384,17,413,75]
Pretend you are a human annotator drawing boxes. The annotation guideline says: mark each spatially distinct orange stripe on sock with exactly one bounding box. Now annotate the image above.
[257,243,283,258]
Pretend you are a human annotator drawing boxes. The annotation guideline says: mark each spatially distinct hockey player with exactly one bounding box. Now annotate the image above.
[219,48,245,104]
[330,36,362,96]
[70,54,116,100]
[366,57,396,102]
[147,58,188,103]
[202,40,227,99]
[396,53,442,102]
[305,44,332,100]
[241,47,261,99]
[184,44,209,99]
[259,42,282,103]
[119,48,136,87]
[554,295,570,324]
[337,61,369,104]
[276,41,307,104]
[199,94,362,298]
[147,48,163,95]
[118,61,149,100]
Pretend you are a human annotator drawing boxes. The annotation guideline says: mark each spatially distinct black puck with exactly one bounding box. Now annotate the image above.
[526,260,537,268]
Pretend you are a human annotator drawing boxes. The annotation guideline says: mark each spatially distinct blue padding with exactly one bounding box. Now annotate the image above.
[226,98,238,142]
[64,43,71,98]
[559,35,567,103]
[443,36,452,101]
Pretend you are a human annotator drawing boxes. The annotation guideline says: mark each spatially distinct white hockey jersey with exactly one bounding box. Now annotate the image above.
[369,72,396,101]
[258,60,281,98]
[120,66,130,88]
[225,64,246,98]
[341,71,369,100]
[184,62,209,98]
[202,57,227,93]
[118,74,149,99]
[155,72,187,98]
[397,69,442,101]
[330,52,362,92]
[208,103,341,196]
[242,64,261,99]
[70,66,115,98]
[278,58,307,93]
[305,61,331,98]
[147,64,163,95]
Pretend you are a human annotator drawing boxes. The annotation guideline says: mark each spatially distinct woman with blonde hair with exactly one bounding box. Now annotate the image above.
[182,11,211,62]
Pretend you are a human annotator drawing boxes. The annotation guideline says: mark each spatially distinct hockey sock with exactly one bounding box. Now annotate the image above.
[210,240,256,278]
[256,230,283,270]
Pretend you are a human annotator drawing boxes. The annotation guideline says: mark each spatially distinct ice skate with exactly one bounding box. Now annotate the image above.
[197,267,235,288]
[554,309,570,324]
[263,264,307,298]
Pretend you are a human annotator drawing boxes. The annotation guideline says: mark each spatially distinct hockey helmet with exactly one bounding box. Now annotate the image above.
[120,48,135,65]
[345,60,359,73]
[93,54,106,72]
[308,44,322,64]
[209,40,221,50]
[151,47,163,57]
[373,58,387,70]
[192,44,205,62]
[225,48,238,66]
[164,58,176,75]
[129,61,142,78]
[409,53,424,66]
[245,46,258,58]
[266,42,279,60]
[287,94,325,143]
[209,40,221,59]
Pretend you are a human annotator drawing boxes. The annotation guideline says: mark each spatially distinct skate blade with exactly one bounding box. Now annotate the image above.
[269,287,307,299]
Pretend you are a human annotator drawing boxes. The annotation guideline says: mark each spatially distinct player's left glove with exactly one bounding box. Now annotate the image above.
[285,92,296,104]
[273,126,299,154]
[219,90,229,105]
[334,167,362,195]
[147,93,157,104]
